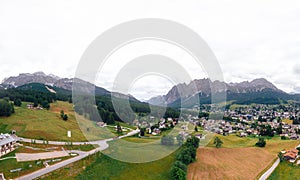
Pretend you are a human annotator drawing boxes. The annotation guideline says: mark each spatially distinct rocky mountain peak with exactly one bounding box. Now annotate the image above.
[147,78,282,106]
[1,72,62,88]
[32,71,47,76]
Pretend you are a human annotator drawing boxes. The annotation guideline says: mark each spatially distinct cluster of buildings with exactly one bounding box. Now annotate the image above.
[192,104,300,139]
[222,104,299,121]
[26,104,43,110]
[132,117,178,136]
[196,119,300,140]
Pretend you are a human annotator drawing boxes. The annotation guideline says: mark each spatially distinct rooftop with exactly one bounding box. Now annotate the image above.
[0,133,16,146]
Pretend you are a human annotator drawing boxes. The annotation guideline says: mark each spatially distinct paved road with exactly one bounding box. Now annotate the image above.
[259,158,280,180]
[0,156,16,161]
[16,129,139,180]
[19,129,139,146]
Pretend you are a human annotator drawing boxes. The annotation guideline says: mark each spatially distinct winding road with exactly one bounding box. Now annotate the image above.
[15,129,140,180]
[259,158,280,180]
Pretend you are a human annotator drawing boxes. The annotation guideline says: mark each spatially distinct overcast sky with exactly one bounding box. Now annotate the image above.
[0,0,300,100]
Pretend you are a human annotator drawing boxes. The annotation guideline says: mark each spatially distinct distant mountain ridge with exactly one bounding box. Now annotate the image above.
[147,78,295,107]
[2,71,60,87]
[2,72,299,107]
[1,72,140,102]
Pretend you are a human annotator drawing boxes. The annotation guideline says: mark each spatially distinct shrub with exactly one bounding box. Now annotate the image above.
[172,135,200,179]
[170,166,186,180]
[213,137,223,148]
[176,147,193,165]
[173,161,187,172]
[186,136,200,149]
[14,98,22,106]
[255,137,266,147]
[0,99,14,116]
[62,114,68,121]
[281,136,288,140]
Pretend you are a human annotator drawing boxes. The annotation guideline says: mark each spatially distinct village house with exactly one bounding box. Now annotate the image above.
[152,128,161,135]
[283,149,299,162]
[27,104,43,110]
[0,133,17,157]
[132,119,140,126]
[289,134,299,140]
[96,122,107,127]
[0,173,5,180]
[27,103,34,109]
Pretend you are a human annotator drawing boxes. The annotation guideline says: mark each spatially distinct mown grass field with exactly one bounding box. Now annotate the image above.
[102,138,179,163]
[188,147,274,180]
[206,134,299,155]
[268,161,300,180]
[38,151,176,180]
[0,101,113,141]
[77,152,176,180]
[188,134,300,179]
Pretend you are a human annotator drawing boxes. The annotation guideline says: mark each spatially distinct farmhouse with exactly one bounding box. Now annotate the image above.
[96,122,107,127]
[27,104,34,109]
[0,173,5,180]
[0,133,17,157]
[289,134,299,140]
[283,149,299,161]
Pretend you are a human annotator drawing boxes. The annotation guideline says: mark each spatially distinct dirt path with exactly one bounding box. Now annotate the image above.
[16,151,69,162]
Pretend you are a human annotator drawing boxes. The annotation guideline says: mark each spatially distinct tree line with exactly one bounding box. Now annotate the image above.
[0,86,180,122]
[170,136,200,180]
[0,88,70,110]
[74,95,180,125]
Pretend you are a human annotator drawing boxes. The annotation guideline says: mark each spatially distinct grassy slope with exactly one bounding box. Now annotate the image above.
[76,152,176,180]
[0,101,113,141]
[38,151,176,180]
[206,134,299,155]
[102,138,179,163]
[268,161,300,180]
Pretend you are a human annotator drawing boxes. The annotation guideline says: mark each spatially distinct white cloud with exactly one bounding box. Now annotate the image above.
[1,0,300,98]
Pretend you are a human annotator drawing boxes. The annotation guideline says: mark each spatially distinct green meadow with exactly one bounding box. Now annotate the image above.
[38,150,177,180]
[268,161,300,180]
[0,101,114,141]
